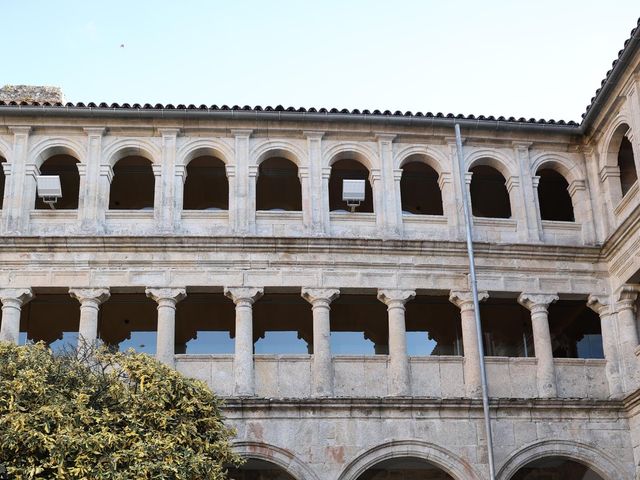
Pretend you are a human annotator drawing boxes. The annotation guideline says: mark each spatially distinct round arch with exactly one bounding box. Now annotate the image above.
[600,116,633,167]
[103,139,160,168]
[178,139,232,166]
[336,440,482,480]
[29,137,84,168]
[324,142,377,171]
[497,440,631,480]
[395,145,447,174]
[232,441,320,480]
[465,149,516,179]
[530,153,585,185]
[251,140,306,168]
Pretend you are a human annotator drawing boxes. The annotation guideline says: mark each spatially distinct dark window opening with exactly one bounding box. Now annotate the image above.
[618,136,638,197]
[511,457,604,480]
[0,157,6,209]
[226,459,296,480]
[176,293,235,354]
[405,296,462,356]
[35,155,80,210]
[16,294,79,353]
[331,294,388,355]
[256,157,301,211]
[253,294,312,354]
[98,294,157,354]
[537,169,574,221]
[401,161,443,215]
[183,156,228,210]
[548,300,603,359]
[329,159,373,213]
[479,299,534,357]
[470,165,511,218]
[356,457,454,480]
[109,156,155,210]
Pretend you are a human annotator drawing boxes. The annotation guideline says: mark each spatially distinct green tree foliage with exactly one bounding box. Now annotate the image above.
[0,342,241,479]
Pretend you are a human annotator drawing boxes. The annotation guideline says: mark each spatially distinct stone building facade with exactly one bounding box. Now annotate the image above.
[2,18,640,480]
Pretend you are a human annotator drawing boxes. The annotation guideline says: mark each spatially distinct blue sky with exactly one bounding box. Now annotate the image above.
[2,1,638,121]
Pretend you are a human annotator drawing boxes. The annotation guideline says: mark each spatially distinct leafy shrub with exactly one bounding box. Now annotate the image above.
[0,342,241,479]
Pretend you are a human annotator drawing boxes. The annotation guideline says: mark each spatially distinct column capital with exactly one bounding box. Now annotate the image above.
[301,288,340,306]
[449,290,488,311]
[616,285,640,312]
[303,131,324,140]
[0,288,34,307]
[587,294,612,317]
[375,133,397,143]
[377,289,416,309]
[517,293,558,314]
[69,287,110,306]
[157,127,181,137]
[225,287,264,305]
[83,127,106,137]
[8,126,31,136]
[231,129,253,138]
[145,287,187,307]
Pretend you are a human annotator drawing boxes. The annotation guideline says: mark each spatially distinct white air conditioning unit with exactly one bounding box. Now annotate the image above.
[342,179,366,212]
[36,175,62,209]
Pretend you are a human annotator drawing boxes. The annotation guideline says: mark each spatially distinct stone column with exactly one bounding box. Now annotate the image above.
[378,289,415,396]
[225,287,263,396]
[376,134,400,237]
[369,169,384,228]
[304,131,325,235]
[444,138,465,240]
[568,179,596,244]
[513,142,541,242]
[587,295,623,397]
[0,288,33,344]
[298,166,312,232]
[80,128,106,232]
[145,288,186,367]
[449,290,488,398]
[158,128,181,232]
[518,293,559,398]
[301,288,340,396]
[615,285,640,388]
[232,130,253,234]
[69,288,110,347]
[4,127,31,233]
[505,175,529,243]
[321,166,332,234]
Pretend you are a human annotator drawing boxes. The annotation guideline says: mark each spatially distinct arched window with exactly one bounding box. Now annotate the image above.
[256,157,301,211]
[226,459,296,480]
[0,157,5,209]
[355,457,454,480]
[511,456,604,480]
[618,136,637,196]
[470,165,511,218]
[329,159,373,212]
[400,161,443,215]
[109,156,155,210]
[183,156,228,210]
[536,169,574,221]
[35,155,80,209]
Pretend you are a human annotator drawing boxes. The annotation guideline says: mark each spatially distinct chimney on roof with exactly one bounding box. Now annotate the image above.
[0,85,64,104]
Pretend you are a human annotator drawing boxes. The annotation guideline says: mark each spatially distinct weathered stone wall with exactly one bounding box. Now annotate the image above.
[0,85,64,104]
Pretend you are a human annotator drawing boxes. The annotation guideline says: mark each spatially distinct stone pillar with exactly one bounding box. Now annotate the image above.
[304,131,325,235]
[505,175,529,242]
[145,287,186,367]
[232,130,253,234]
[151,164,163,229]
[0,288,33,344]
[376,134,400,237]
[449,290,488,398]
[158,128,180,232]
[298,166,312,232]
[301,288,340,396]
[225,164,237,233]
[69,288,110,347]
[80,128,106,232]
[378,289,415,396]
[4,127,31,233]
[97,164,114,225]
[568,179,596,244]
[518,293,559,398]
[445,138,466,240]
[587,295,623,397]
[225,287,263,396]
[321,166,332,234]
[615,285,640,388]
[369,169,384,228]
[513,142,541,242]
